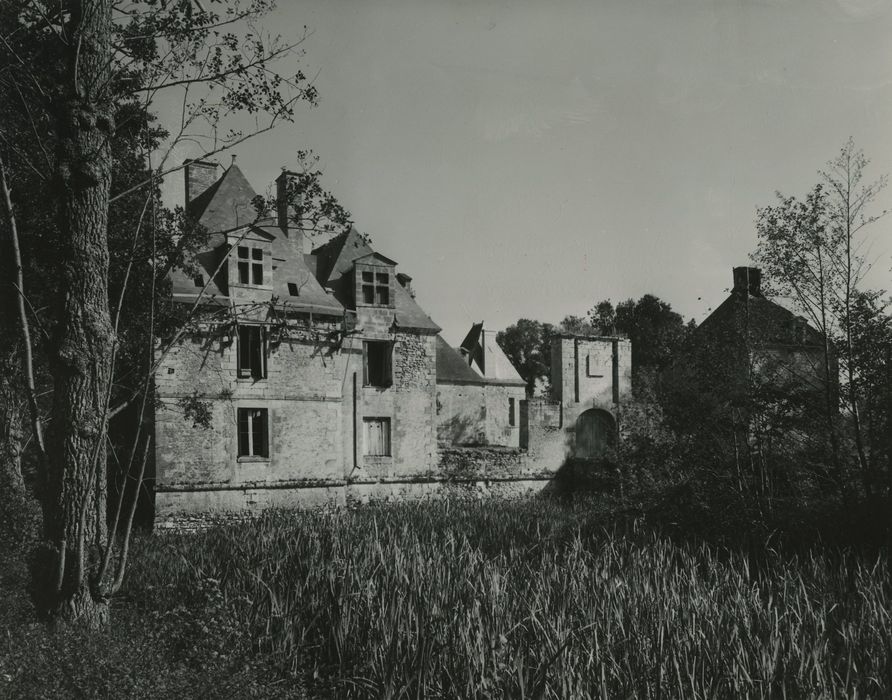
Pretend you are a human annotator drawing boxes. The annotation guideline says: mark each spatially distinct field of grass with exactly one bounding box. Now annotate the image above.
[2,497,891,698]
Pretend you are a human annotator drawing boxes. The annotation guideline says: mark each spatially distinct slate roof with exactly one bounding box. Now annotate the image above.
[311,227,440,333]
[188,164,259,234]
[311,228,372,285]
[435,335,483,384]
[263,226,344,316]
[459,324,527,386]
[171,162,440,330]
[391,283,441,333]
[168,245,229,301]
[697,289,824,347]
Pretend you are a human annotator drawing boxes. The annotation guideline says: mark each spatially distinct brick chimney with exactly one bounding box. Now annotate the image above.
[732,266,762,297]
[184,159,219,206]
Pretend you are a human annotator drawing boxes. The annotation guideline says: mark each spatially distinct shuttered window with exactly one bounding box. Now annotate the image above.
[363,418,391,456]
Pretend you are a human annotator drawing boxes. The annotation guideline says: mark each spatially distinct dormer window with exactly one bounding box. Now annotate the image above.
[361,271,390,305]
[237,246,264,285]
[354,253,397,308]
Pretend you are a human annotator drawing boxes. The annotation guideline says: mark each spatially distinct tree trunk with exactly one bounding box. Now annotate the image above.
[0,352,29,528]
[43,0,115,628]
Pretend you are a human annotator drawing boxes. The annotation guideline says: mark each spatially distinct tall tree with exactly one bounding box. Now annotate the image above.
[589,294,691,393]
[497,319,556,396]
[1,0,326,626]
[754,140,889,496]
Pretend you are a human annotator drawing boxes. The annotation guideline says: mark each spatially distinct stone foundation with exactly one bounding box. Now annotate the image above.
[154,473,554,530]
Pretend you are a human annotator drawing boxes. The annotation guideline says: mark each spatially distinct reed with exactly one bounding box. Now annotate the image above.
[130,499,892,698]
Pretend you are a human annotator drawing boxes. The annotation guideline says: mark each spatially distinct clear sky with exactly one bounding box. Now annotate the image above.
[161,0,892,345]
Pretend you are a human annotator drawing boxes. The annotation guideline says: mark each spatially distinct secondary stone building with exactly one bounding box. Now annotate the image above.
[152,160,633,526]
[435,324,527,448]
[684,266,835,408]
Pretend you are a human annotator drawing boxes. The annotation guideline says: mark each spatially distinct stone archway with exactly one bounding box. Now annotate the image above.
[574,409,616,459]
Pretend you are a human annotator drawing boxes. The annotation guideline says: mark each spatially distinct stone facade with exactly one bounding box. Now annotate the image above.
[152,161,635,528]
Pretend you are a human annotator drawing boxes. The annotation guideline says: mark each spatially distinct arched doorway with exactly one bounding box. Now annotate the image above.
[575,409,616,459]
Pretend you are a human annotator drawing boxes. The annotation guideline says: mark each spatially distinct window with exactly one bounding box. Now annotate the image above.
[287,282,299,296]
[193,273,204,288]
[237,245,264,285]
[508,398,516,427]
[238,408,269,458]
[237,326,267,379]
[363,340,392,387]
[361,271,374,304]
[364,417,391,456]
[360,269,390,306]
[375,273,390,305]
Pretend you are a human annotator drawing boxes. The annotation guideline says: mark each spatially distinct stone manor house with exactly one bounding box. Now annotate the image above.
[153,160,633,527]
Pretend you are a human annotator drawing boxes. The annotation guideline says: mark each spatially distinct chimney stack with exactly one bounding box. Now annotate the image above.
[276,170,300,230]
[275,169,304,254]
[396,272,414,298]
[184,159,219,207]
[732,266,762,297]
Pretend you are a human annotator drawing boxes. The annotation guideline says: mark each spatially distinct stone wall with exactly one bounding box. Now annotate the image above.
[484,384,526,447]
[551,335,631,410]
[436,446,547,479]
[392,332,438,476]
[154,319,357,519]
[522,398,571,470]
[436,384,487,445]
[436,382,525,448]
[155,477,554,530]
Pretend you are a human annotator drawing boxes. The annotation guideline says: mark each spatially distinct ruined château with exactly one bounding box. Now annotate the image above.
[152,160,632,527]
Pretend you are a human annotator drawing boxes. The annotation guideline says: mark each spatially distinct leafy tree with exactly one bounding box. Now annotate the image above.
[558,315,597,336]
[847,290,892,488]
[0,0,331,627]
[589,294,691,394]
[754,139,889,496]
[497,319,555,396]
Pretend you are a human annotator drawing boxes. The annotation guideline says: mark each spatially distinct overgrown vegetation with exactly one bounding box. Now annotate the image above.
[3,498,890,698]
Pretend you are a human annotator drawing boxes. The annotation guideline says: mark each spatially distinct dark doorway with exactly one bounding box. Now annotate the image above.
[575,409,616,459]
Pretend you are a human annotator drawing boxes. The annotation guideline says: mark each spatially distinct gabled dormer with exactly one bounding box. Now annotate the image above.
[227,227,275,292]
[353,252,397,309]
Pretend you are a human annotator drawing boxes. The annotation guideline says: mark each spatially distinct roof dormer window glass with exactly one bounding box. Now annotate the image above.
[361,271,375,304]
[237,246,264,285]
[375,273,390,305]
[360,270,390,306]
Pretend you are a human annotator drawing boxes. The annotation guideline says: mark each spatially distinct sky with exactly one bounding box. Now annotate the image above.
[160,0,892,345]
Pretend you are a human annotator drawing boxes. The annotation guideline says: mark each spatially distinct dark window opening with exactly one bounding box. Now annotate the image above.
[193,274,204,288]
[361,270,375,304]
[237,245,264,285]
[287,282,299,296]
[238,408,269,458]
[251,247,263,284]
[359,269,390,305]
[238,326,267,379]
[363,340,392,387]
[364,417,391,456]
[508,398,516,427]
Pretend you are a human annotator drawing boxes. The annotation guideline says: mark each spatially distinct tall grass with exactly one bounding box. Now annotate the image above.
[129,499,892,698]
